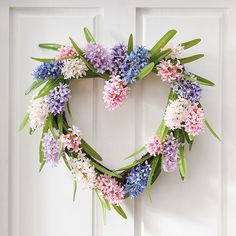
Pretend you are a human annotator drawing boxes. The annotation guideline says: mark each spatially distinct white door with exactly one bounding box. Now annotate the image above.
[1,1,236,236]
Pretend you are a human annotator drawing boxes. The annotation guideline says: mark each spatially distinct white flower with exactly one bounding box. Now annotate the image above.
[161,43,184,59]
[61,58,88,79]
[28,96,49,130]
[68,151,97,189]
[164,98,190,130]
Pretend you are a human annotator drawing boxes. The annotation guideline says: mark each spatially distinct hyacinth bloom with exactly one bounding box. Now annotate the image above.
[185,102,204,136]
[97,174,124,205]
[146,135,163,156]
[124,161,151,198]
[69,152,97,189]
[156,59,183,83]
[57,46,77,59]
[103,75,131,111]
[164,98,190,130]
[171,78,202,101]
[42,129,60,167]
[33,62,62,80]
[110,44,128,76]
[60,126,81,152]
[84,43,111,73]
[161,43,184,59]
[122,46,149,84]
[163,133,180,172]
[61,58,88,79]
[28,96,48,130]
[47,83,71,115]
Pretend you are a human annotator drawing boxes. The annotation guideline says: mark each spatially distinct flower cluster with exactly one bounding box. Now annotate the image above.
[103,75,131,111]
[124,161,151,198]
[161,43,184,59]
[146,135,163,156]
[97,174,124,205]
[57,46,77,59]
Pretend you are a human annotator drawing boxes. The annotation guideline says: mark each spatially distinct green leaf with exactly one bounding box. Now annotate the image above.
[48,114,58,140]
[104,199,111,210]
[151,49,172,63]
[69,37,84,54]
[63,153,72,171]
[124,145,145,160]
[136,62,155,80]
[39,160,46,172]
[81,139,103,161]
[112,205,127,219]
[183,75,215,87]
[38,43,63,51]
[178,145,187,180]
[57,114,63,135]
[160,124,169,142]
[116,154,151,171]
[25,79,47,95]
[179,54,204,64]
[128,34,133,55]
[95,189,108,224]
[204,120,222,141]
[19,113,29,131]
[83,27,95,43]
[66,102,72,118]
[73,180,77,201]
[181,38,201,50]
[150,29,177,56]
[31,57,54,62]
[147,156,159,201]
[151,157,162,185]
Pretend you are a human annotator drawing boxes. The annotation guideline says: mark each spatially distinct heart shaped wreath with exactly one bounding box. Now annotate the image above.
[20,28,220,220]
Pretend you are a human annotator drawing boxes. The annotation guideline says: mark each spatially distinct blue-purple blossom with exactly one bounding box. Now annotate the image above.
[42,129,60,167]
[124,161,151,197]
[84,43,111,73]
[163,133,180,172]
[47,83,71,115]
[170,78,202,101]
[122,46,149,84]
[33,62,62,80]
[110,44,128,76]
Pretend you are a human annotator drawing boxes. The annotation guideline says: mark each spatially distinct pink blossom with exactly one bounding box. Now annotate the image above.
[103,75,131,111]
[185,103,205,136]
[97,175,124,205]
[146,136,163,156]
[57,46,77,59]
[156,59,183,83]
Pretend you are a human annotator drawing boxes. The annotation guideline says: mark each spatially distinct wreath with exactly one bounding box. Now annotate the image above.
[20,27,220,220]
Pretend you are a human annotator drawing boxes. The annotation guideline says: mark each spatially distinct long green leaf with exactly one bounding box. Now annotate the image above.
[181,38,201,50]
[48,114,58,140]
[112,205,127,219]
[150,29,177,56]
[151,157,162,184]
[63,153,72,171]
[95,189,107,223]
[152,49,172,63]
[124,145,145,160]
[204,120,222,141]
[136,62,155,80]
[31,57,54,62]
[179,54,204,64]
[39,161,46,172]
[128,34,133,55]
[83,27,95,43]
[66,102,72,118]
[81,139,103,161]
[19,113,29,131]
[178,145,187,180]
[57,114,63,135]
[38,43,62,51]
[25,79,47,95]
[183,75,215,86]
[69,37,84,54]
[73,180,77,201]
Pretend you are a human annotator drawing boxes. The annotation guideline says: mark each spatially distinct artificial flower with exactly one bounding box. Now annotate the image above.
[146,135,163,156]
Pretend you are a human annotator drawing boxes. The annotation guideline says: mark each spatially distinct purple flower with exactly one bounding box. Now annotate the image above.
[170,78,202,101]
[122,46,149,84]
[110,44,128,76]
[33,62,62,80]
[163,133,180,172]
[42,129,60,166]
[124,161,151,197]
[84,43,111,73]
[47,83,71,115]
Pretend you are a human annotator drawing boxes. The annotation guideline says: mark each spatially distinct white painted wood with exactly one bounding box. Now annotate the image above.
[1,1,236,236]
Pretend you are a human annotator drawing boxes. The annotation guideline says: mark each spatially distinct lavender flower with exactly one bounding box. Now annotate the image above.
[171,78,202,101]
[124,161,151,197]
[110,44,128,76]
[47,83,71,115]
[122,46,149,84]
[163,133,180,172]
[42,129,60,167]
[84,43,111,73]
[33,62,62,80]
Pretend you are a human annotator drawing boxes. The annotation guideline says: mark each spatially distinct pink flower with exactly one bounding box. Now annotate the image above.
[103,75,131,111]
[156,59,183,83]
[146,136,163,156]
[57,46,77,59]
[185,103,204,136]
[97,175,124,205]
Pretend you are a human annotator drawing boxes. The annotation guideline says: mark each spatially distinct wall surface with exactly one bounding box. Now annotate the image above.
[0,0,236,236]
